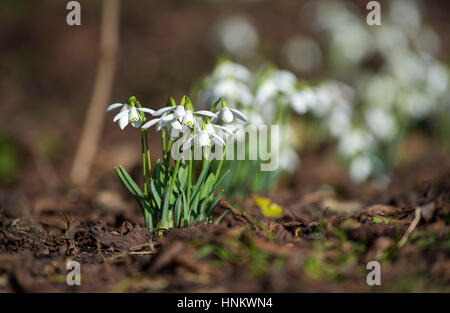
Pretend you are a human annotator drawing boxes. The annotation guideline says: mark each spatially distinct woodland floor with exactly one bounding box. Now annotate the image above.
[0,146,449,293]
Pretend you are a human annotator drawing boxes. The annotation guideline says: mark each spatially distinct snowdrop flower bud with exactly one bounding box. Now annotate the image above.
[183,110,195,127]
[129,106,140,122]
[212,99,247,124]
[107,98,155,130]
[197,131,212,147]
[174,106,186,119]
[222,107,234,123]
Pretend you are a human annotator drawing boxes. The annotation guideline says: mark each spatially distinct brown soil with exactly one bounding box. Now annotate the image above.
[1,149,449,293]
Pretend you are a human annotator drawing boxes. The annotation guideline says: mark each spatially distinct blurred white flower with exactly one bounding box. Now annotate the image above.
[282,36,322,74]
[349,155,373,183]
[365,107,397,140]
[330,20,374,66]
[338,129,374,157]
[426,61,449,98]
[373,22,408,56]
[363,74,398,108]
[213,61,252,82]
[272,70,297,95]
[215,15,259,58]
[400,91,431,120]
[389,0,421,34]
[279,146,300,174]
[213,79,254,107]
[328,100,352,137]
[256,79,278,104]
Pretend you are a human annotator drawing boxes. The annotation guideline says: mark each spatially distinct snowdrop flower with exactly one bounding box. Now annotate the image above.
[183,122,226,151]
[349,155,373,183]
[290,89,316,114]
[107,102,155,130]
[365,107,397,140]
[212,79,253,107]
[272,70,297,95]
[213,61,252,83]
[144,102,217,132]
[185,110,216,128]
[142,110,183,132]
[338,128,374,157]
[213,101,247,124]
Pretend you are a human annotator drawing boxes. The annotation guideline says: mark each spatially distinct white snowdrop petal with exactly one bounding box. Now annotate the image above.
[113,110,129,122]
[211,133,225,146]
[198,132,211,147]
[174,106,186,118]
[131,120,142,128]
[161,113,175,121]
[154,106,175,116]
[213,124,233,135]
[142,118,161,129]
[129,107,140,122]
[182,135,196,151]
[171,120,183,130]
[106,103,125,112]
[229,108,247,122]
[183,110,195,127]
[119,114,129,130]
[222,108,234,123]
[137,107,156,115]
[195,110,217,118]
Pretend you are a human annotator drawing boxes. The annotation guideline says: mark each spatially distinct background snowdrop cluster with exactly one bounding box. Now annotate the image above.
[194,60,318,197]
[287,0,450,184]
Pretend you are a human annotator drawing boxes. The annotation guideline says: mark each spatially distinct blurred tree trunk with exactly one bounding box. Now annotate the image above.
[70,0,120,186]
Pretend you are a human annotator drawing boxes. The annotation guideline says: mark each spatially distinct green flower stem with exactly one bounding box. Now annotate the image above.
[162,130,166,155]
[165,138,173,170]
[169,159,181,204]
[186,148,193,205]
[213,146,226,186]
[144,130,152,173]
[140,129,150,226]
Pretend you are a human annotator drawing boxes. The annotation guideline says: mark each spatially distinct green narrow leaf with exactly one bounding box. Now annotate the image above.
[115,167,137,197]
[119,166,144,197]
[206,193,222,218]
[161,185,170,226]
[150,180,161,208]
[214,209,229,225]
[174,196,182,228]
[212,169,231,191]
[182,191,189,226]
[189,162,211,207]
[200,173,215,200]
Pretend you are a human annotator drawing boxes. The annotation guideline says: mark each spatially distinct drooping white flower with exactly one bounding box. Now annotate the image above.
[185,110,217,128]
[213,61,252,82]
[212,106,247,124]
[349,155,373,183]
[107,103,155,130]
[182,123,227,151]
[142,111,181,131]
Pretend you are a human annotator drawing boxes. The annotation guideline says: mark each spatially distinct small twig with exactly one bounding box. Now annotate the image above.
[96,241,108,263]
[102,242,158,263]
[398,207,421,248]
[128,251,157,255]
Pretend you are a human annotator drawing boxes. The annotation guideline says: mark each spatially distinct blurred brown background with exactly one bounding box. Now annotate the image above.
[0,0,449,192]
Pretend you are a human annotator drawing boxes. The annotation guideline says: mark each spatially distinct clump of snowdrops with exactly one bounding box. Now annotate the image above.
[194,60,310,198]
[303,0,450,185]
[106,95,246,229]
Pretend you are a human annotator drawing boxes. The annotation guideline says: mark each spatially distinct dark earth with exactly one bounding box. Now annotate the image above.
[0,0,449,293]
[1,145,449,292]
